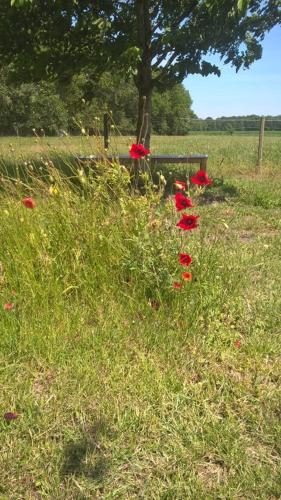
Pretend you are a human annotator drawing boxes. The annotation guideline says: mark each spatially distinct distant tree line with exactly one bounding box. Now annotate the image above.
[1,64,280,136]
[0,68,195,136]
[190,116,281,132]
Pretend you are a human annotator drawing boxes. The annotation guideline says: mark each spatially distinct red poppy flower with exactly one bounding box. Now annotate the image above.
[182,272,192,281]
[177,214,199,231]
[3,303,14,311]
[190,170,212,186]
[22,197,36,209]
[129,143,150,159]
[174,180,187,190]
[179,253,192,267]
[234,339,242,349]
[4,412,18,421]
[175,193,193,211]
[173,281,182,289]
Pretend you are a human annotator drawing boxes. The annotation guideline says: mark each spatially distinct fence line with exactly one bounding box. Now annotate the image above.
[104,114,281,134]
[102,115,278,172]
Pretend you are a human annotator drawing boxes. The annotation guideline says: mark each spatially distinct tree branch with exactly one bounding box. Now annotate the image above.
[151,1,198,69]
[153,52,179,83]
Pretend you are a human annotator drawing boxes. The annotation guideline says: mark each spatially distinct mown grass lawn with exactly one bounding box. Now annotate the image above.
[0,135,280,498]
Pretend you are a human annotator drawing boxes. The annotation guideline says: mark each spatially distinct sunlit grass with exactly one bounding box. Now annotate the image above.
[0,136,280,498]
[1,132,281,179]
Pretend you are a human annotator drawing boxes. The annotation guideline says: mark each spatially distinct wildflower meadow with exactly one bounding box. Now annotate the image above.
[0,134,280,498]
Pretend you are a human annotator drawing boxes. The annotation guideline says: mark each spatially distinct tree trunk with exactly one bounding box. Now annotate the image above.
[135,0,153,149]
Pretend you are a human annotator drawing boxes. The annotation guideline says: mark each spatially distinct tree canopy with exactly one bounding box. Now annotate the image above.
[2,1,280,81]
[1,0,280,145]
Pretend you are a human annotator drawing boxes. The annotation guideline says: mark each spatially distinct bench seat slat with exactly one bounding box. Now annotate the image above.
[77,153,208,170]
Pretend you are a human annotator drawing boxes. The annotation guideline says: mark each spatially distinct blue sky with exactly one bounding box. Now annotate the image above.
[183,25,281,118]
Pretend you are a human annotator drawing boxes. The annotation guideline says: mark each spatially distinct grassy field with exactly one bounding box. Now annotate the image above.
[1,132,281,177]
[0,135,281,498]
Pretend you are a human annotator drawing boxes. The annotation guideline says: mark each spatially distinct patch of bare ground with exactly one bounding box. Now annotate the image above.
[197,454,228,489]
[32,368,55,401]
[238,230,255,243]
[235,228,279,243]
[246,444,280,467]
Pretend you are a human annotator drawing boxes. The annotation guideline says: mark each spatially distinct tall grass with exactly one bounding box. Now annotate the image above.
[0,139,280,498]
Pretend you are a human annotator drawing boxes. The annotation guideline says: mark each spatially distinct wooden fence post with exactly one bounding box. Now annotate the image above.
[103,113,110,150]
[256,116,265,173]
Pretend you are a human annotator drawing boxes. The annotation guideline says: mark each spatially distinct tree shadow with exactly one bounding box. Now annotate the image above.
[198,178,240,204]
[61,419,110,482]
[0,152,76,180]
[157,169,240,203]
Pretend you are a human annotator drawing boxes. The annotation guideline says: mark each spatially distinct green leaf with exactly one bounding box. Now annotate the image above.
[237,0,248,11]
[11,0,32,6]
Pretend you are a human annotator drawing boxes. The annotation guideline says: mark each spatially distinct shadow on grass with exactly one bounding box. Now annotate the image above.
[198,178,240,205]
[148,163,240,202]
[158,170,240,203]
[61,419,110,481]
[0,154,241,206]
[0,152,78,180]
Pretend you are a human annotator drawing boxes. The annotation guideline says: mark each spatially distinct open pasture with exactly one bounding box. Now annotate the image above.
[0,134,280,498]
[1,132,281,177]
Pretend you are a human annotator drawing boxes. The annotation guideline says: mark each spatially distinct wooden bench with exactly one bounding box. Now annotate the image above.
[78,153,208,171]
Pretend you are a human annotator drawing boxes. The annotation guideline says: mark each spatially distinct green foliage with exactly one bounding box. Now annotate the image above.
[64,72,139,134]
[0,69,196,135]
[31,84,68,135]
[152,84,195,135]
[1,1,280,92]
[0,74,68,135]
[10,0,32,5]
[237,0,248,12]
[0,78,13,133]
